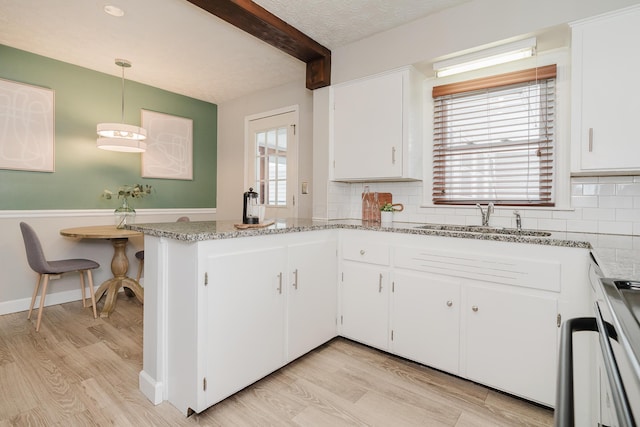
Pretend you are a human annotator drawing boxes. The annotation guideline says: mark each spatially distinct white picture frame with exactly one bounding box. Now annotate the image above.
[141,109,193,180]
[0,78,55,172]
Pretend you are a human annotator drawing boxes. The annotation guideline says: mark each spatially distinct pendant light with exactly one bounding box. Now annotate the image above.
[96,59,147,152]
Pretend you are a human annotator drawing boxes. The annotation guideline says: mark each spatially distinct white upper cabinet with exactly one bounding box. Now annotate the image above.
[331,66,423,181]
[571,5,640,174]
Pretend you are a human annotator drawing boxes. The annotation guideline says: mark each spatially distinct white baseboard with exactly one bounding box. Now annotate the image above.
[0,286,108,316]
[139,370,164,405]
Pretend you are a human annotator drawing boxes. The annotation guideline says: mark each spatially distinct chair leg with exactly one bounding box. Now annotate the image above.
[86,270,97,319]
[136,258,144,282]
[35,274,50,332]
[79,270,87,308]
[28,274,43,320]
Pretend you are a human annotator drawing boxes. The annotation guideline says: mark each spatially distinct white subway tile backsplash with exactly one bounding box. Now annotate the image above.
[598,221,633,235]
[596,234,634,250]
[572,176,599,184]
[566,220,597,233]
[553,209,582,220]
[526,209,553,219]
[616,209,640,222]
[598,184,616,196]
[423,214,447,224]
[571,195,599,208]
[326,176,640,236]
[582,184,599,195]
[616,183,640,196]
[599,196,633,209]
[599,176,634,184]
[583,208,615,221]
[538,218,568,232]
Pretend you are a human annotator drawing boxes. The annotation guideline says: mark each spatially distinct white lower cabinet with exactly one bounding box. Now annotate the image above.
[150,228,589,414]
[165,231,337,414]
[340,261,390,350]
[338,230,590,407]
[463,283,558,406]
[287,238,338,361]
[391,270,460,374]
[205,244,287,406]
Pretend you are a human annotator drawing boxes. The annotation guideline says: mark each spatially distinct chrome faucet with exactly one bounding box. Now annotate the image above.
[476,203,494,226]
[513,210,522,231]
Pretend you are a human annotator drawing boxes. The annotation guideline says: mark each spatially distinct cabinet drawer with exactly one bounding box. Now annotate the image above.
[343,240,390,265]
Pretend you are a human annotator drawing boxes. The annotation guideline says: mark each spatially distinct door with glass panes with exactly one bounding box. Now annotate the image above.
[247,109,298,219]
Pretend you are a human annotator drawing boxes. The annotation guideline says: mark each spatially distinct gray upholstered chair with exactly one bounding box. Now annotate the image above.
[135,216,190,282]
[20,222,99,332]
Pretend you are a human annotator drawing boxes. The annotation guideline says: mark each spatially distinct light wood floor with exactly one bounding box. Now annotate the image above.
[0,295,553,426]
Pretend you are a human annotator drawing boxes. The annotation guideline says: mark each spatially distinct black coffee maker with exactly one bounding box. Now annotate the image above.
[242,187,260,224]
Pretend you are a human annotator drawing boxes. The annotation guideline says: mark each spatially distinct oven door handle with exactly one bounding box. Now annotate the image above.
[594,303,636,427]
[554,317,597,427]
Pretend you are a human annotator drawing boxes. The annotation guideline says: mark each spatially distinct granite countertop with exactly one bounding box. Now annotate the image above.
[128,218,640,281]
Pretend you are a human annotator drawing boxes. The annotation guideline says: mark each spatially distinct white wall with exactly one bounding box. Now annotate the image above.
[313,0,640,228]
[216,78,314,221]
[331,0,640,84]
[0,209,215,316]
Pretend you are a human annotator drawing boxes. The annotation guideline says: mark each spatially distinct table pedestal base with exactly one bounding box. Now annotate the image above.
[95,277,144,318]
[94,237,144,318]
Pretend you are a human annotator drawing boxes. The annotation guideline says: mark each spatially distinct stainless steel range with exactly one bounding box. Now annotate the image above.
[556,258,640,426]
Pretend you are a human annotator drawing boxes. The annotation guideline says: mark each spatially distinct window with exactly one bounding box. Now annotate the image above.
[254,126,288,206]
[246,108,298,219]
[432,65,556,206]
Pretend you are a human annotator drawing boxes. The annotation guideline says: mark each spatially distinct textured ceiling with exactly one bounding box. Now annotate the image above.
[0,0,470,104]
[253,0,471,49]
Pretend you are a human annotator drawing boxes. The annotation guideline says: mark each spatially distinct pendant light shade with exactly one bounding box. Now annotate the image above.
[96,59,147,153]
[96,136,147,152]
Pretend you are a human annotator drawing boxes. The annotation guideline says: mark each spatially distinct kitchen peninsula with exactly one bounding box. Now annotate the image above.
[130,218,601,415]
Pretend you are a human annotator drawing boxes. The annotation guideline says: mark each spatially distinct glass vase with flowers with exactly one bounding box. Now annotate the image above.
[102,184,153,229]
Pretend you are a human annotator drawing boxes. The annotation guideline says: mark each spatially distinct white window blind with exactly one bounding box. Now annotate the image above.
[432,65,556,206]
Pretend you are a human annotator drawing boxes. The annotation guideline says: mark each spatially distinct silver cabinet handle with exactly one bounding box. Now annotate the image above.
[392,146,396,164]
[360,249,365,255]
[277,272,283,294]
[292,269,298,290]
[378,273,383,293]
[588,128,593,152]
[472,305,479,312]
[446,300,453,307]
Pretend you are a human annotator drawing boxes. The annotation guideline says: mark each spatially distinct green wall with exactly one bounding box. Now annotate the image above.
[0,45,217,210]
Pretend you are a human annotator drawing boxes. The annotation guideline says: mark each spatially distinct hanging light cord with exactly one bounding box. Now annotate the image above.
[120,63,125,123]
[114,59,131,126]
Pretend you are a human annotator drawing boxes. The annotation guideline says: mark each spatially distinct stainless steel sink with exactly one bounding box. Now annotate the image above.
[414,224,551,237]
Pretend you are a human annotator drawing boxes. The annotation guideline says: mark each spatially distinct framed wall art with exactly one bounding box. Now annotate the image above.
[0,78,55,172]
[141,109,193,180]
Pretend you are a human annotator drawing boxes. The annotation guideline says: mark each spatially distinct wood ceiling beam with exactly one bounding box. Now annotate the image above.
[186,0,331,90]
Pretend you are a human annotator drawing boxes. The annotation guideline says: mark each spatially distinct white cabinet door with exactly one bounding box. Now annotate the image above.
[332,67,423,181]
[287,237,338,361]
[464,284,558,406]
[333,71,403,180]
[340,261,389,350]
[391,271,461,375]
[571,6,640,172]
[204,245,287,406]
